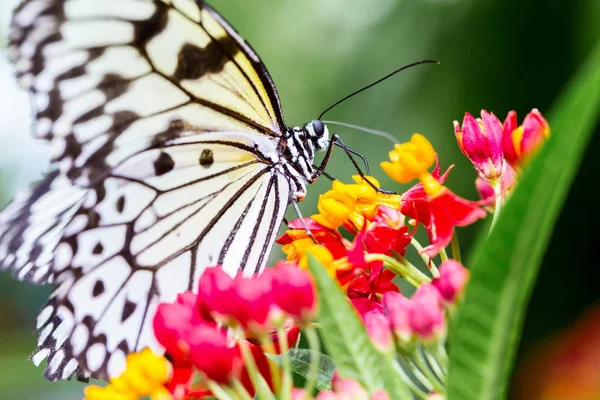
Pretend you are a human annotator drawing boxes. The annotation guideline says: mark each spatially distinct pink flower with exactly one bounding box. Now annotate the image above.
[187,323,243,384]
[503,109,550,168]
[270,262,317,325]
[382,292,413,346]
[332,373,369,400]
[371,390,391,400]
[454,110,506,182]
[364,311,393,354]
[410,284,445,340]
[432,260,469,304]
[153,291,204,360]
[196,266,272,332]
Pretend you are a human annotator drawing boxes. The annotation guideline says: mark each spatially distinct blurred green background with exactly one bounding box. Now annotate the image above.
[0,0,599,398]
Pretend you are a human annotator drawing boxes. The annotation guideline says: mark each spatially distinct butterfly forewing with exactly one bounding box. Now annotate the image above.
[9,0,285,183]
[2,0,300,381]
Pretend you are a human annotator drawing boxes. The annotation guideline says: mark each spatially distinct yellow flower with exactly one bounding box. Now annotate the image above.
[381,134,436,183]
[84,348,172,400]
[311,175,401,230]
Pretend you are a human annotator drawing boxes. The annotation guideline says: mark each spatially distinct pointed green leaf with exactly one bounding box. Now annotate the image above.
[447,40,600,400]
[306,255,411,398]
[267,350,336,391]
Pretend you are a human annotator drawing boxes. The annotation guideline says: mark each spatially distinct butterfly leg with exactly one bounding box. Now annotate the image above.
[311,134,396,195]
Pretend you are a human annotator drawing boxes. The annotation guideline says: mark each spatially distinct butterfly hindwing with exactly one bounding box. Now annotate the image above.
[9,0,285,184]
[30,134,290,379]
[0,171,86,284]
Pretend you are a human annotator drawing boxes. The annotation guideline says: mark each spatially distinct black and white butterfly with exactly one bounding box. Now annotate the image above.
[0,0,346,381]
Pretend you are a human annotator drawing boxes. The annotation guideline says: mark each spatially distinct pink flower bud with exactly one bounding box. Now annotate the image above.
[153,291,203,360]
[454,110,505,182]
[364,311,393,354]
[270,262,317,324]
[316,391,340,400]
[409,284,445,340]
[503,109,550,168]
[332,373,369,400]
[292,388,313,400]
[196,266,272,332]
[382,292,413,346]
[188,323,243,384]
[432,260,469,303]
[371,390,391,400]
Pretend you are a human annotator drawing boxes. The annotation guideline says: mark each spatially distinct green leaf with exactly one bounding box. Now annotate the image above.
[447,40,600,400]
[267,349,336,391]
[306,255,411,398]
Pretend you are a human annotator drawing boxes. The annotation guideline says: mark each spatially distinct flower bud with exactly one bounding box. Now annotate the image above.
[270,262,317,325]
[409,284,445,341]
[382,292,413,347]
[432,260,469,303]
[454,110,505,182]
[503,109,550,168]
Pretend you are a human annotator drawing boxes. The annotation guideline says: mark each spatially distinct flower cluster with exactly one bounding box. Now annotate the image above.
[454,109,550,212]
[81,108,549,400]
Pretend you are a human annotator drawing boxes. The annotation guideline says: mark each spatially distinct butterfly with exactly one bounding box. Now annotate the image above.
[0,0,340,381]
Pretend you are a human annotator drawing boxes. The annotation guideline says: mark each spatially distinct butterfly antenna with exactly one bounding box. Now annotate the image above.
[318,59,440,120]
[323,120,400,144]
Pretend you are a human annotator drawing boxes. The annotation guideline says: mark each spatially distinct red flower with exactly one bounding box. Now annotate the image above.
[401,163,487,257]
[165,359,211,400]
[269,262,317,325]
[503,109,550,168]
[432,260,469,304]
[188,323,243,384]
[454,110,506,182]
[364,206,411,256]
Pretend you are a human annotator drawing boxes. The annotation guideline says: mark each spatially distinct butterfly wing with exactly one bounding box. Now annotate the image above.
[9,0,286,183]
[3,0,295,381]
[32,133,290,380]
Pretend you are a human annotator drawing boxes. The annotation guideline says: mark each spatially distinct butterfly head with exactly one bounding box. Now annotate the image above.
[306,120,330,151]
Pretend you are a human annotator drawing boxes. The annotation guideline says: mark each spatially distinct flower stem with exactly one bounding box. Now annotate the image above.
[207,381,237,400]
[277,326,293,400]
[414,347,446,395]
[232,379,256,400]
[450,234,462,264]
[238,339,276,400]
[303,327,321,398]
[410,237,438,277]
[490,181,503,231]
[258,334,281,393]
[391,358,430,399]
[439,247,449,263]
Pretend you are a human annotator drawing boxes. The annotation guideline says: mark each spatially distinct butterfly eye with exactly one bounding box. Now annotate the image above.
[311,120,326,138]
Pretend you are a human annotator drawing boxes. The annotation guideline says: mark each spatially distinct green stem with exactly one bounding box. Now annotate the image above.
[232,379,255,400]
[206,381,237,400]
[366,254,431,287]
[258,333,281,393]
[401,354,433,392]
[439,247,449,263]
[391,358,430,399]
[490,181,504,231]
[277,326,292,400]
[450,234,462,264]
[238,339,276,400]
[302,327,321,398]
[410,237,438,277]
[414,347,446,395]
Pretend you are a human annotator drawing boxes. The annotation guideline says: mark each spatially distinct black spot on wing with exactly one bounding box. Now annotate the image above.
[116,196,125,213]
[92,280,105,297]
[199,149,214,167]
[153,152,175,176]
[92,242,104,255]
[173,40,237,81]
[121,300,137,322]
